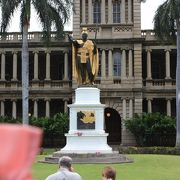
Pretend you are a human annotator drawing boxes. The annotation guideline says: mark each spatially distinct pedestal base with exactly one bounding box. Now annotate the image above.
[60,133,112,154]
[61,87,112,154]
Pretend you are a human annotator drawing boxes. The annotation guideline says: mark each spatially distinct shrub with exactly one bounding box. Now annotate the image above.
[0,113,69,147]
[125,113,176,146]
[0,116,21,124]
[119,146,180,155]
[0,113,69,136]
[30,112,69,136]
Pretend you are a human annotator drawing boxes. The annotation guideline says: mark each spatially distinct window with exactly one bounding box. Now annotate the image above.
[113,50,121,76]
[151,50,165,79]
[113,1,121,23]
[93,1,101,23]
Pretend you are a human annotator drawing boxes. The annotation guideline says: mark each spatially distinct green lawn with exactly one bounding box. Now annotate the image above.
[32,154,180,180]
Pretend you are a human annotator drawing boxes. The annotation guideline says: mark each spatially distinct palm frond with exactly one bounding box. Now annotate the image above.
[0,0,21,33]
[153,0,180,42]
[49,0,73,24]
[32,0,53,43]
[48,6,64,39]
[32,0,73,44]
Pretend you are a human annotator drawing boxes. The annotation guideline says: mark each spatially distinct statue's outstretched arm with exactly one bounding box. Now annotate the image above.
[68,34,74,42]
[68,34,81,48]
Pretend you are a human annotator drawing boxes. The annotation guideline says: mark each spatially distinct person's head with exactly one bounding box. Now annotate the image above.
[82,32,88,41]
[102,166,116,180]
[81,27,88,41]
[59,156,72,170]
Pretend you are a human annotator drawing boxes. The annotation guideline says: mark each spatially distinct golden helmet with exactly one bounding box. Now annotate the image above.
[81,27,88,35]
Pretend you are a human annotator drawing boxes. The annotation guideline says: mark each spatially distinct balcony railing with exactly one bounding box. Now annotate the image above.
[0,80,72,89]
[141,30,156,40]
[0,78,176,89]
[0,31,71,43]
[141,29,177,40]
[143,79,176,87]
[0,30,176,43]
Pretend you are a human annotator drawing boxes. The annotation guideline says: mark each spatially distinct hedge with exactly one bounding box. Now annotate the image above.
[119,146,180,155]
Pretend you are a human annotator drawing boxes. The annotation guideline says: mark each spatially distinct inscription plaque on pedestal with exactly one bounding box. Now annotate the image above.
[77,111,95,129]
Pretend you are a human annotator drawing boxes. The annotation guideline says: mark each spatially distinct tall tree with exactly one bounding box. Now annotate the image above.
[0,0,73,125]
[153,0,180,146]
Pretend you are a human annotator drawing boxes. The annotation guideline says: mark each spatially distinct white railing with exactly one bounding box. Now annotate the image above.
[144,79,176,87]
[141,30,156,40]
[0,80,72,89]
[0,31,71,42]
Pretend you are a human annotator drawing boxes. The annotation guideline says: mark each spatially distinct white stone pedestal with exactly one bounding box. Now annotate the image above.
[60,87,112,154]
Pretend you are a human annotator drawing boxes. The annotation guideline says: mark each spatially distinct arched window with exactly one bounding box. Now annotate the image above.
[113,50,121,76]
[113,0,121,23]
[93,1,101,23]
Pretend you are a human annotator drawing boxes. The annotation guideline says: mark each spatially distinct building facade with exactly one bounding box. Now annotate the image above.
[0,0,177,145]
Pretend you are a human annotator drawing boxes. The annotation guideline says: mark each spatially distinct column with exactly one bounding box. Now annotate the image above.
[121,0,126,24]
[101,49,106,78]
[121,98,127,146]
[147,98,152,113]
[122,98,127,120]
[108,49,113,78]
[128,49,133,77]
[45,99,50,118]
[147,49,152,79]
[121,49,126,78]
[33,51,39,80]
[129,98,133,118]
[108,0,112,24]
[134,98,143,114]
[88,0,92,24]
[64,98,69,113]
[12,100,17,119]
[101,0,106,24]
[12,51,18,80]
[0,100,5,116]
[0,52,5,80]
[33,99,38,118]
[128,0,132,24]
[45,51,51,80]
[166,99,171,116]
[63,51,69,80]
[133,44,142,81]
[81,0,86,24]
[165,49,171,79]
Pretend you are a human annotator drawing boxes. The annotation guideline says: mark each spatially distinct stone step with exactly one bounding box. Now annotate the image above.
[39,151,133,164]
[53,151,119,158]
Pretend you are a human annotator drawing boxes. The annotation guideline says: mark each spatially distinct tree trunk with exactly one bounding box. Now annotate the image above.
[22,24,29,125]
[176,21,180,146]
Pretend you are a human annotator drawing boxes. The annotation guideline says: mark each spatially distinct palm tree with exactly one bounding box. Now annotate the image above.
[153,0,180,146]
[0,0,73,125]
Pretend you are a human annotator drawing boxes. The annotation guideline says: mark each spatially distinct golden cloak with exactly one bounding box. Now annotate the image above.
[72,39,99,85]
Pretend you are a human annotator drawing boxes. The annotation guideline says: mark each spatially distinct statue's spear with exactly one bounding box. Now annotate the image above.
[94,23,98,42]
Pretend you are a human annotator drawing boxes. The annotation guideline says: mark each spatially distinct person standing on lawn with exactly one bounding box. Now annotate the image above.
[45,156,82,180]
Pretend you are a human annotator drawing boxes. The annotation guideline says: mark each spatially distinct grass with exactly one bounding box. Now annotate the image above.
[32,153,180,180]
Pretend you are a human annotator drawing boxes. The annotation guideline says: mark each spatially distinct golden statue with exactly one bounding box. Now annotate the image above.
[68,28,99,85]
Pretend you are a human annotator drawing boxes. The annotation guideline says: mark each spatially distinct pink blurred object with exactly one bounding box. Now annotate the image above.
[0,124,42,180]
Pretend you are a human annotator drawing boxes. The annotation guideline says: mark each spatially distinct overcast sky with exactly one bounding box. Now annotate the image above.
[141,0,166,29]
[7,0,166,32]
